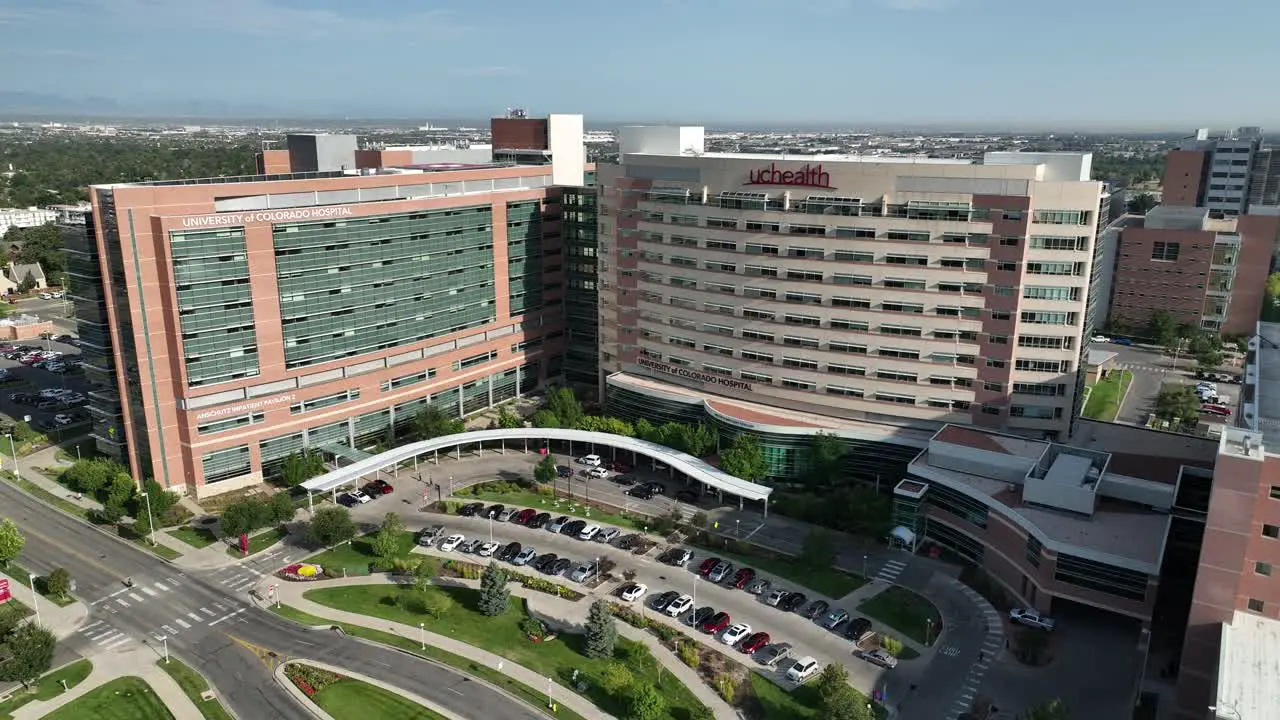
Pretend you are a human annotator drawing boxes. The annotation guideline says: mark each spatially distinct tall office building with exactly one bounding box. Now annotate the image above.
[1110,127,1280,335]
[597,127,1104,476]
[83,117,585,497]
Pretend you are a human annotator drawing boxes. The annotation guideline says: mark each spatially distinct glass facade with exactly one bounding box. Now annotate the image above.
[506,200,543,315]
[1053,553,1148,601]
[273,207,497,369]
[67,217,127,461]
[562,186,599,390]
[170,228,260,387]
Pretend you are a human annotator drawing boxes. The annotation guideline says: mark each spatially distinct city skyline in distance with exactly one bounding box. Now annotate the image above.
[1,0,1278,129]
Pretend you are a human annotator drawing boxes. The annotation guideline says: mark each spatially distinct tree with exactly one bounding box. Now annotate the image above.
[268,492,296,524]
[682,423,718,458]
[1147,310,1178,347]
[599,661,635,695]
[414,405,464,441]
[44,568,70,599]
[800,529,837,570]
[576,415,635,436]
[307,506,356,547]
[496,407,523,429]
[0,519,24,568]
[814,663,874,720]
[61,457,128,495]
[105,472,136,507]
[412,559,435,594]
[279,449,326,487]
[1026,698,1069,720]
[815,663,850,705]
[633,418,659,443]
[478,561,510,617]
[1154,385,1201,424]
[417,587,455,620]
[0,623,56,686]
[545,386,584,428]
[16,272,35,294]
[719,434,769,482]
[807,432,845,484]
[371,512,405,560]
[133,478,179,526]
[534,454,558,485]
[1127,192,1158,214]
[218,498,266,538]
[585,599,617,659]
[627,683,666,720]
[530,409,560,428]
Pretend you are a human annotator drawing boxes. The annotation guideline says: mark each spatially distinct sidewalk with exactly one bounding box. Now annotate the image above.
[0,569,87,639]
[11,646,205,720]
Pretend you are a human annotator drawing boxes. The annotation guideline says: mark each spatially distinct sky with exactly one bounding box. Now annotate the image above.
[2,0,1280,129]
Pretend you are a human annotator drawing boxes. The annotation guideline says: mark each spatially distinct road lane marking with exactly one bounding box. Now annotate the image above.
[141,586,158,597]
[199,607,216,617]
[165,577,181,587]
[95,631,123,645]
[154,583,171,593]
[187,612,202,622]
[175,619,191,629]
[162,624,178,634]
[208,608,246,626]
[213,603,227,611]
[103,636,132,649]
[81,620,103,631]
[128,592,144,602]
[115,598,129,607]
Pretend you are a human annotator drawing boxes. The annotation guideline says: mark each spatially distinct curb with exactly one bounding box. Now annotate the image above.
[280,659,469,720]
[273,663,331,720]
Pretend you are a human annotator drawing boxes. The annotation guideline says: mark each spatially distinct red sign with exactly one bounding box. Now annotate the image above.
[239,533,249,556]
[746,162,834,189]
[0,578,10,604]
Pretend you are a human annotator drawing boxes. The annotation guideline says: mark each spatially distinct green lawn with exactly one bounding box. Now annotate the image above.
[460,490,653,531]
[271,604,587,720]
[167,525,218,549]
[43,676,175,720]
[711,547,866,599]
[1082,370,1133,421]
[156,658,234,720]
[303,531,422,573]
[9,564,76,607]
[747,673,884,720]
[303,583,709,720]
[857,586,942,646]
[115,525,183,560]
[312,677,446,719]
[226,526,287,558]
[0,659,92,719]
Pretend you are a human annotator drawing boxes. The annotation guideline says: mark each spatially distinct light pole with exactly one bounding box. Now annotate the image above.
[28,572,41,626]
[863,554,868,579]
[692,575,698,614]
[736,519,740,537]
[925,618,934,646]
[160,635,169,664]
[419,622,425,650]
[546,676,553,708]
[6,433,19,481]
[139,491,156,545]
[488,515,494,543]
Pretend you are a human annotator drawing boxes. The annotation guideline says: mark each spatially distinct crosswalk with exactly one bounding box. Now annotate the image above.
[946,580,1007,720]
[81,571,255,653]
[208,546,306,592]
[1115,362,1174,373]
[875,559,907,584]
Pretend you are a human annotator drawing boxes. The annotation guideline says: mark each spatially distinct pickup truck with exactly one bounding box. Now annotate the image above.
[1009,607,1056,631]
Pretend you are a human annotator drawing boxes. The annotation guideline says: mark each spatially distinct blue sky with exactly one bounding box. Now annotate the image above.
[2,0,1279,129]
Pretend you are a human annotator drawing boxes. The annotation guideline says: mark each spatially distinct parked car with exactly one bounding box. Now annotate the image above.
[547,516,570,533]
[610,473,634,485]
[708,560,734,583]
[587,466,609,479]
[512,547,538,566]
[619,583,648,602]
[855,649,898,670]
[625,484,655,499]
[562,520,587,537]
[548,557,572,575]
[729,567,755,589]
[532,553,558,572]
[458,502,484,517]
[698,557,721,576]
[497,542,521,562]
[577,524,601,541]
[477,542,500,558]
[689,606,714,627]
[484,504,505,519]
[417,525,447,546]
[569,561,599,583]
[845,617,873,641]
[52,414,75,426]
[759,642,793,668]
[746,578,772,595]
[528,512,551,529]
[781,592,807,612]
[362,479,393,496]
[699,611,731,635]
[661,548,693,567]
[651,590,680,613]
[347,489,372,504]
[766,589,788,607]
[1090,335,1110,343]
[596,527,620,544]
[496,508,515,522]
[740,631,771,654]
[458,539,483,554]
[576,454,602,466]
[439,534,465,552]
[721,623,752,646]
[514,508,536,525]
[822,608,850,630]
[639,482,665,495]
[556,465,572,477]
[666,594,694,617]
[1009,608,1056,631]
[803,600,830,620]
[675,489,698,504]
[786,656,820,683]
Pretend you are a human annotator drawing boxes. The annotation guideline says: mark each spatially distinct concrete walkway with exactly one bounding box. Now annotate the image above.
[10,647,205,720]
[0,569,88,640]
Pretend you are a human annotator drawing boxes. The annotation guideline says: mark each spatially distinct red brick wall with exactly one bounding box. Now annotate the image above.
[491,119,549,151]
[1227,214,1280,334]
[1162,150,1208,207]
[1110,226,1214,329]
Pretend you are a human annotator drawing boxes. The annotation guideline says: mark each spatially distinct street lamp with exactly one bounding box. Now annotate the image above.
[863,554,868,579]
[419,622,425,650]
[692,575,698,613]
[546,676,553,709]
[28,572,41,626]
[139,491,156,545]
[488,515,494,543]
[159,635,169,664]
[5,433,19,481]
[925,618,934,646]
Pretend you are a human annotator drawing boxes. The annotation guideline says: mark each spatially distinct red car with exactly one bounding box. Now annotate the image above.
[363,479,394,495]
[698,556,721,576]
[514,508,536,525]
[740,631,771,653]
[699,611,731,634]
[609,460,633,473]
[729,567,755,589]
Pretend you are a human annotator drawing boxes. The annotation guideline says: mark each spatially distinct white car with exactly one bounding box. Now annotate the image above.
[786,656,820,683]
[619,583,648,602]
[721,623,752,645]
[577,524,600,541]
[855,649,898,670]
[38,293,52,300]
[1009,608,1056,631]
[576,454,602,466]
[666,594,694,617]
[439,534,465,552]
[512,547,538,566]
[348,489,372,504]
[766,588,788,607]
[1090,335,1111,343]
[478,541,500,557]
[53,414,75,426]
[587,466,609,479]
[596,527,620,544]
[51,291,63,299]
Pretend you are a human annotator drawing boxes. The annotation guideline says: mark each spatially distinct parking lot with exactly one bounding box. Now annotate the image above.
[0,335,90,432]
[1099,341,1242,426]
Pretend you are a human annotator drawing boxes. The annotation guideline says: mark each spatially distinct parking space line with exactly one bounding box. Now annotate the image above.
[128,592,144,603]
[174,619,191,629]
[115,598,129,607]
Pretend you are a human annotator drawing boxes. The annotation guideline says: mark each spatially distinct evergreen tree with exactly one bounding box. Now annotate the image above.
[478,561,510,616]
[585,599,617,659]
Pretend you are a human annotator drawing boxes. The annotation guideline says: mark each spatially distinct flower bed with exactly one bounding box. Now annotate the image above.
[285,663,344,697]
[280,563,325,581]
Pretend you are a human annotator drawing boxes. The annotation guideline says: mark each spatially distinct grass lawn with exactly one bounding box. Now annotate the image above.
[857,586,942,646]
[460,490,653,531]
[156,658,234,720]
[303,531,424,574]
[43,676,175,720]
[115,524,183,560]
[271,604,587,720]
[304,583,709,720]
[1082,370,1133,421]
[312,677,446,720]
[0,659,92,719]
[225,526,287,558]
[712,547,866,599]
[167,525,218,549]
[746,673,885,720]
[9,564,77,607]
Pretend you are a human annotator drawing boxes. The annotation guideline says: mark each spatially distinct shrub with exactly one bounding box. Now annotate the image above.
[651,624,679,644]
[609,603,649,629]
[285,664,344,697]
[881,636,904,657]
[160,503,194,528]
[678,642,700,668]
[716,675,737,704]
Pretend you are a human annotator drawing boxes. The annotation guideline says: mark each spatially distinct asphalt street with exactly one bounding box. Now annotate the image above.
[0,479,545,720]
[1096,342,1241,425]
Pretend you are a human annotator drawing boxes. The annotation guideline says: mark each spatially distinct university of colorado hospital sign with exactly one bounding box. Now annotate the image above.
[638,357,752,392]
[179,206,354,229]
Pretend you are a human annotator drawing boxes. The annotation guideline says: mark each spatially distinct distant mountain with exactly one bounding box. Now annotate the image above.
[0,90,124,115]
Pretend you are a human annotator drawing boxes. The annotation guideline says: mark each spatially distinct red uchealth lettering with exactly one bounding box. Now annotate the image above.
[745,162,834,189]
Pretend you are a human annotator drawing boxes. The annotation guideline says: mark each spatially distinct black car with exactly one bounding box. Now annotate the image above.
[497,541,521,562]
[611,473,635,485]
[651,590,680,613]
[844,617,873,640]
[642,482,666,495]
[458,502,484,517]
[548,557,572,575]
[803,600,830,620]
[484,504,505,519]
[556,465,572,477]
[625,485,656,500]
[533,553,558,572]
[674,489,698,504]
[562,519,587,536]
[336,493,357,508]
[689,606,715,627]
[528,512,551,529]
[781,592,807,612]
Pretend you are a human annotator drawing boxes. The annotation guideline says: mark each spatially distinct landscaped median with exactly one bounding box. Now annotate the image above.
[42,676,174,720]
[0,658,92,719]
[1082,369,1133,421]
[226,525,287,558]
[283,662,447,719]
[156,657,234,720]
[857,586,943,647]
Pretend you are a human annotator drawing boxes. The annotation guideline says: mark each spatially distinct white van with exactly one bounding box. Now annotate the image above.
[577,454,602,466]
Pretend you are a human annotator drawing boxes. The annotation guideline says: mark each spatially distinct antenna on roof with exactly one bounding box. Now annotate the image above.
[682,145,702,157]
[506,108,528,119]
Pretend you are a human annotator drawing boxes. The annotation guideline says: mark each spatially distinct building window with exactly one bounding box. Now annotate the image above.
[1025,536,1042,567]
[1151,242,1180,262]
[1054,554,1148,601]
[1270,485,1280,499]
[1257,561,1273,576]
[1248,598,1265,613]
[1265,524,1280,539]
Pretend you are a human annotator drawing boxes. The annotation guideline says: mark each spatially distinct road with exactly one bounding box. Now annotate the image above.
[1,479,546,720]
[1095,342,1241,426]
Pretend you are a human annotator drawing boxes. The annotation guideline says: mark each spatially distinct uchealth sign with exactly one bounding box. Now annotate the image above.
[638,357,753,392]
[178,206,355,229]
[745,162,834,190]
